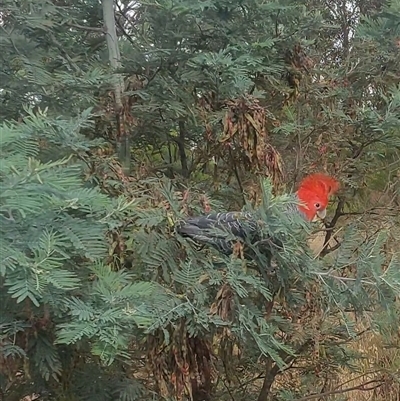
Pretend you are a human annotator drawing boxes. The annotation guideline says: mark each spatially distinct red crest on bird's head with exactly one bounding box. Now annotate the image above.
[296,173,340,221]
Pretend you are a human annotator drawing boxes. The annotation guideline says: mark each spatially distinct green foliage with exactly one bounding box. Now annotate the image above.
[0,109,139,399]
[0,0,112,120]
[55,264,180,364]
[2,0,400,400]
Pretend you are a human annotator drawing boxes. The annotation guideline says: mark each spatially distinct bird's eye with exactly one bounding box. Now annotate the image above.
[315,203,320,209]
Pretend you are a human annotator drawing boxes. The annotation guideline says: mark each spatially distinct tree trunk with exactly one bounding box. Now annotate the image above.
[102,0,130,173]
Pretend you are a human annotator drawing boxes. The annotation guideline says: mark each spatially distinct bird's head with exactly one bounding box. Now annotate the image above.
[296,173,340,221]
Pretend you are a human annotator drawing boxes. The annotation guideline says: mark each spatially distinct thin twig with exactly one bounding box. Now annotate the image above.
[66,22,104,32]
[293,378,384,401]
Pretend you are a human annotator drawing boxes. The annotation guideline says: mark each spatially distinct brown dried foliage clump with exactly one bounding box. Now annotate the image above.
[210,284,242,381]
[284,43,314,103]
[219,96,284,189]
[146,320,216,401]
[94,74,143,141]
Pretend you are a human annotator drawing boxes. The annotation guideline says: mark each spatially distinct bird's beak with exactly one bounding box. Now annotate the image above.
[316,208,327,220]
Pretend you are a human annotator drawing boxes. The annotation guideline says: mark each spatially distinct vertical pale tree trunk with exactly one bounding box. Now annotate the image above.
[102,0,130,173]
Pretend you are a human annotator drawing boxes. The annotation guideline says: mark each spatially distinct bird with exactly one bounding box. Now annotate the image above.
[175,173,340,269]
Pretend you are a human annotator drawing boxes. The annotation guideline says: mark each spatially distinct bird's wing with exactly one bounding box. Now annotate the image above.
[175,211,259,254]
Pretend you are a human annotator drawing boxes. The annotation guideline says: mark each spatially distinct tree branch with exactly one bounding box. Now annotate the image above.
[257,341,312,401]
[320,197,345,257]
[66,22,104,32]
[293,378,384,401]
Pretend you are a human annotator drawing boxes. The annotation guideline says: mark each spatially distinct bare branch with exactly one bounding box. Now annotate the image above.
[293,378,384,401]
[66,22,104,32]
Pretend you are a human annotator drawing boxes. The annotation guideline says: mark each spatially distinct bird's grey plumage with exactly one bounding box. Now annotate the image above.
[174,200,306,277]
[176,211,261,255]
